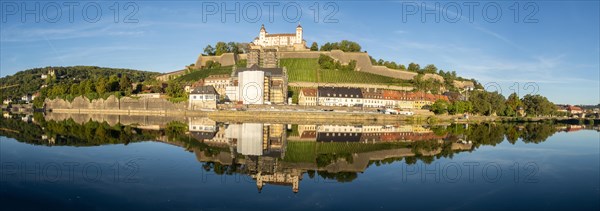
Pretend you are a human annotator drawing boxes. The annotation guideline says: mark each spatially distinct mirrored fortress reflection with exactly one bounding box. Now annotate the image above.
[0,113,593,194]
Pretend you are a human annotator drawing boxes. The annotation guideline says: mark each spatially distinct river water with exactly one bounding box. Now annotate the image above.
[1,115,598,210]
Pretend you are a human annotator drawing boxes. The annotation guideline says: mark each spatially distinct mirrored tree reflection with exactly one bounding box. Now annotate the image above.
[0,113,593,193]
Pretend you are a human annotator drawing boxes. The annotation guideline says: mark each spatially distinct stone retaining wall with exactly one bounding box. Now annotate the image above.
[44,112,186,126]
[45,96,187,111]
[194,53,237,68]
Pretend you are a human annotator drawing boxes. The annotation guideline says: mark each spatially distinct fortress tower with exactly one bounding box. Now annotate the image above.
[295,24,302,44]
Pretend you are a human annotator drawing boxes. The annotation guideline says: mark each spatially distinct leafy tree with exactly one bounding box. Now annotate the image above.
[310,42,319,51]
[448,101,472,115]
[318,54,337,69]
[107,75,120,92]
[70,84,80,96]
[468,91,506,116]
[421,64,438,74]
[407,62,420,72]
[119,75,132,95]
[503,106,516,117]
[522,94,555,117]
[346,60,357,71]
[505,92,523,117]
[318,40,361,52]
[203,61,222,69]
[431,99,449,114]
[227,42,239,54]
[203,45,215,56]
[166,80,186,98]
[96,77,107,95]
[215,42,229,56]
[83,80,95,94]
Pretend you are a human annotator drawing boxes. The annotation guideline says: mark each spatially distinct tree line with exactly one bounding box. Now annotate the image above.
[431,91,558,117]
[203,42,249,56]
[0,66,157,103]
[310,40,362,52]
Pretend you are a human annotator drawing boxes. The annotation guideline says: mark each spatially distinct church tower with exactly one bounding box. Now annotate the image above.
[295,24,302,44]
[259,24,267,45]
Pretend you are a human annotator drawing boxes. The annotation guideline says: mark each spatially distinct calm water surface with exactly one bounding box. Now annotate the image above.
[1,115,598,210]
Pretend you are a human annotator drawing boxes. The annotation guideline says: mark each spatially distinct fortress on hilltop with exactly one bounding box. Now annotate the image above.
[250,24,308,51]
[186,24,474,89]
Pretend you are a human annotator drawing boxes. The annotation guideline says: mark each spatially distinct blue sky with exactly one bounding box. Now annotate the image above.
[1,1,598,105]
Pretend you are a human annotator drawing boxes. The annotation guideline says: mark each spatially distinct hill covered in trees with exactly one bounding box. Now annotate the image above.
[0,66,159,105]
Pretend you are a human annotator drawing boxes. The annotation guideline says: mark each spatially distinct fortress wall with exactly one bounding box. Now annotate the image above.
[104,95,120,110]
[453,80,475,89]
[156,70,186,82]
[186,48,446,84]
[71,97,91,109]
[146,98,187,110]
[194,53,237,68]
[45,96,187,112]
[368,66,417,80]
[279,50,441,82]
[120,97,145,110]
[423,73,444,82]
[46,98,72,109]
[119,115,148,125]
[44,112,185,127]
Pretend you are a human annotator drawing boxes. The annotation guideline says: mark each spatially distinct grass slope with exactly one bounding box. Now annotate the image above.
[174,66,233,82]
[283,141,411,163]
[280,58,412,86]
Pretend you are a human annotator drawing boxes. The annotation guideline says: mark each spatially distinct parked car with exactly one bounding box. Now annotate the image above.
[399,110,414,116]
[384,109,398,115]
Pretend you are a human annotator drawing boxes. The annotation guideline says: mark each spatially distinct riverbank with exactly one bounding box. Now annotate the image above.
[46,108,599,125]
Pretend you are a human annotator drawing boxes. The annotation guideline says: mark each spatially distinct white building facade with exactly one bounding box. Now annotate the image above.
[238,71,265,105]
[252,24,304,47]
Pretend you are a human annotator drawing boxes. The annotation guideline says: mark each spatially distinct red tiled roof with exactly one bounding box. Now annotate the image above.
[301,88,317,97]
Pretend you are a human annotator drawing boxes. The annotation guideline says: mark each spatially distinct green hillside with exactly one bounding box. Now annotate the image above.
[280,58,412,86]
[283,141,411,163]
[174,66,233,82]
[0,66,158,101]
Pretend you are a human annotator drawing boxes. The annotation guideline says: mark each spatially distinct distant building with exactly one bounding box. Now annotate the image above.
[3,99,11,105]
[298,88,317,106]
[247,48,279,68]
[317,87,363,107]
[204,74,231,96]
[188,86,218,110]
[254,171,300,193]
[251,24,306,50]
[229,64,288,104]
[21,94,33,103]
[517,106,526,117]
[41,69,55,79]
[361,88,387,108]
[383,90,415,109]
[567,105,583,114]
[411,92,449,109]
[189,117,217,132]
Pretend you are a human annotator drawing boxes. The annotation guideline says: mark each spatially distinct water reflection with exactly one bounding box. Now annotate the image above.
[0,113,597,193]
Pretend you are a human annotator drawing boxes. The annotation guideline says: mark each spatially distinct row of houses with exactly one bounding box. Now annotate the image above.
[298,87,449,109]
